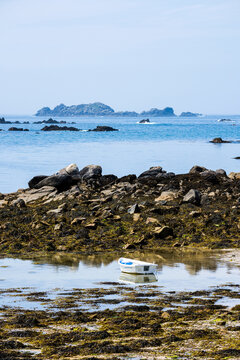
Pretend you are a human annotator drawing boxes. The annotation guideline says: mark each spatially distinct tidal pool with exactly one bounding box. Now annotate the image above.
[0,249,239,310]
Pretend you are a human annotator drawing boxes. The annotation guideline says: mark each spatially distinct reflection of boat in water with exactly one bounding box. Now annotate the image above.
[119,272,158,284]
[118,258,157,274]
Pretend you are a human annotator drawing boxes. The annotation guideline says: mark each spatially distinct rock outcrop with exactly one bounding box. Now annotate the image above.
[1,163,240,255]
[41,125,80,131]
[89,126,118,132]
[139,119,150,123]
[8,127,29,131]
[34,118,76,125]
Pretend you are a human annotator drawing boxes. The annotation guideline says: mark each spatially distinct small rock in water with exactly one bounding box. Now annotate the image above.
[139,118,150,123]
[8,127,29,131]
[89,126,118,131]
[210,137,231,143]
[41,125,80,131]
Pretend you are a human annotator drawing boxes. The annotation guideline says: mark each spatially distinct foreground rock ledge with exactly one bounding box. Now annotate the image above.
[0,163,240,254]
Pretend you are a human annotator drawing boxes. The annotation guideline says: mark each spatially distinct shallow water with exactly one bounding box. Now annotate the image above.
[1,114,240,192]
[0,250,239,310]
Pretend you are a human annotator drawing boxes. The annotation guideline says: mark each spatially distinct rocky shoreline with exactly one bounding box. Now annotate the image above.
[1,163,240,255]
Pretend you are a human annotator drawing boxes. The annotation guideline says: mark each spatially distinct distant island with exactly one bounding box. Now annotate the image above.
[180,112,202,117]
[35,102,176,117]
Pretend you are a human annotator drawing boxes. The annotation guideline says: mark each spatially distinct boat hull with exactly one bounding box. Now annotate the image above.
[118,258,157,274]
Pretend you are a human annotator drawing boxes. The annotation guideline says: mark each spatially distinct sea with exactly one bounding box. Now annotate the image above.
[0,114,240,193]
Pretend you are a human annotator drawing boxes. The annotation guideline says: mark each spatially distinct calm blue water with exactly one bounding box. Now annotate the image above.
[0,114,240,193]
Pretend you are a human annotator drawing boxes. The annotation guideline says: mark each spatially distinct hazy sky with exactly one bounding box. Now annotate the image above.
[0,0,240,115]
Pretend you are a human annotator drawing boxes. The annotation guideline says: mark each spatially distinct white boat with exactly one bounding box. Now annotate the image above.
[119,272,158,284]
[118,257,157,274]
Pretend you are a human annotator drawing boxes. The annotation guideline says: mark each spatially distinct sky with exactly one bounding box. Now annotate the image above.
[0,0,240,115]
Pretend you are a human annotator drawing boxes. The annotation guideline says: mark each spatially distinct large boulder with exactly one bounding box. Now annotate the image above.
[183,189,201,205]
[138,166,165,178]
[78,165,102,180]
[189,165,208,174]
[215,169,227,177]
[200,170,218,184]
[100,174,118,186]
[28,175,48,189]
[57,163,80,179]
[34,174,73,191]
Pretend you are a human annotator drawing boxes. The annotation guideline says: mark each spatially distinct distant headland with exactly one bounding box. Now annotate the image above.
[35,102,178,117]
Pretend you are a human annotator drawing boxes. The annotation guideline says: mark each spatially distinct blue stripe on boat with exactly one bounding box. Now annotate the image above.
[119,259,133,265]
